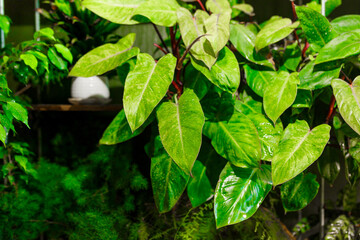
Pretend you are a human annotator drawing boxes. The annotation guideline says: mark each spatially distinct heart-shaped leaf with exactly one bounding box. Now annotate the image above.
[151,136,189,213]
[331,15,360,33]
[281,172,319,212]
[332,77,360,135]
[124,53,176,132]
[206,0,231,14]
[272,120,330,186]
[243,64,276,97]
[214,163,272,228]
[204,12,231,55]
[157,90,205,175]
[69,33,139,77]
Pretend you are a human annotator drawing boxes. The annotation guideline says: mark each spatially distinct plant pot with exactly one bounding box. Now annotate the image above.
[70,76,110,104]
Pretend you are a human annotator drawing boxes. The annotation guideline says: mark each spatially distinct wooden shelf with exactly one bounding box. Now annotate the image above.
[30,104,123,112]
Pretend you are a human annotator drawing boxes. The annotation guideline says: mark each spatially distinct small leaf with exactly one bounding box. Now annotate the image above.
[325,215,355,240]
[151,136,189,213]
[255,18,299,51]
[26,50,49,72]
[69,33,139,77]
[272,120,330,186]
[187,160,213,207]
[283,43,301,71]
[281,172,319,212]
[157,90,204,175]
[214,163,272,228]
[0,124,6,145]
[191,47,240,93]
[296,6,337,51]
[0,15,11,36]
[332,77,360,135]
[264,71,299,124]
[230,23,273,69]
[6,101,29,128]
[124,53,176,131]
[331,15,360,33]
[243,64,276,97]
[54,44,73,64]
[48,47,67,70]
[349,138,360,162]
[20,53,38,74]
[232,4,254,16]
[33,27,55,41]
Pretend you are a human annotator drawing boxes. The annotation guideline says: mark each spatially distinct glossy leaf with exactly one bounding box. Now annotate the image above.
[331,15,360,33]
[69,33,139,77]
[26,50,49,72]
[33,28,55,41]
[134,0,179,27]
[184,64,210,100]
[331,77,360,135]
[296,6,337,51]
[54,44,73,64]
[48,47,67,70]
[315,31,360,64]
[0,124,5,145]
[299,61,341,90]
[6,102,29,128]
[349,138,360,162]
[214,163,272,228]
[324,215,355,240]
[206,0,231,14]
[263,71,299,124]
[204,12,231,55]
[191,47,240,93]
[292,90,313,108]
[230,24,273,69]
[82,0,147,25]
[0,15,11,36]
[283,43,301,71]
[151,136,189,213]
[187,160,213,207]
[20,54,38,74]
[243,64,276,97]
[124,53,176,131]
[157,90,204,175]
[204,110,261,168]
[272,120,330,186]
[255,18,299,51]
[281,173,319,212]
[99,110,153,145]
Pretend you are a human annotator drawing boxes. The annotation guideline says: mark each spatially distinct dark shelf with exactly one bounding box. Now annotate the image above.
[30,104,123,112]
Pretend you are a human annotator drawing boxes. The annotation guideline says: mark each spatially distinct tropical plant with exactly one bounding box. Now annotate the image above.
[68,0,360,231]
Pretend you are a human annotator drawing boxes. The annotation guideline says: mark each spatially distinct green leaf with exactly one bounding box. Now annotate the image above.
[296,6,337,52]
[315,31,360,64]
[26,50,49,72]
[325,215,355,240]
[33,27,55,41]
[0,124,6,145]
[255,18,299,51]
[0,15,11,36]
[230,24,274,69]
[263,71,299,124]
[292,90,313,108]
[99,109,153,145]
[177,8,216,69]
[204,109,261,168]
[151,136,189,213]
[349,138,360,162]
[54,44,73,64]
[54,0,72,16]
[124,53,176,131]
[157,90,204,175]
[20,53,38,74]
[299,61,341,90]
[6,101,29,128]
[69,33,139,77]
[190,47,240,93]
[214,163,272,228]
[235,99,283,161]
[331,15,360,33]
[206,0,231,14]
[82,0,147,25]
[332,77,360,135]
[317,146,341,185]
[14,155,38,179]
[281,172,319,212]
[184,64,210,100]
[134,0,180,27]
[187,160,213,207]
[243,64,276,97]
[283,43,301,71]
[272,120,330,186]
[48,47,67,70]
[204,12,231,55]
[232,4,254,16]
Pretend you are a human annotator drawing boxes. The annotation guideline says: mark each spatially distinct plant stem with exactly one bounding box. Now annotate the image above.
[325,95,335,124]
[301,41,309,58]
[291,1,301,48]
[341,70,352,84]
[196,0,206,11]
[15,84,32,96]
[152,24,170,53]
[153,43,168,55]
[176,34,207,70]
[169,26,176,54]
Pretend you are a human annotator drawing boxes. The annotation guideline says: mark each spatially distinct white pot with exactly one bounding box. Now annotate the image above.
[71,76,110,99]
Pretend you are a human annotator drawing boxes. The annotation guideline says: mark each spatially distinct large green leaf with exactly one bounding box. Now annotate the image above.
[69,33,139,77]
[255,18,299,51]
[191,47,240,93]
[292,89,313,109]
[6,102,29,128]
[332,77,360,135]
[315,31,360,64]
[204,110,261,168]
[296,6,337,52]
[263,71,299,124]
[157,90,204,175]
[299,61,341,90]
[306,0,341,17]
[214,163,272,228]
[184,64,210,100]
[206,0,231,14]
[134,0,179,27]
[151,136,189,213]
[331,15,360,33]
[177,8,216,69]
[82,0,147,25]
[243,64,276,97]
[281,172,319,212]
[204,12,231,55]
[272,120,330,186]
[124,53,176,132]
[229,24,273,69]
[99,109,153,145]
[187,160,213,207]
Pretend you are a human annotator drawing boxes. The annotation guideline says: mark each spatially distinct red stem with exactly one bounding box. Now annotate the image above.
[325,95,336,124]
[302,41,309,58]
[196,0,206,11]
[291,1,298,20]
[169,27,176,54]
[154,43,168,55]
[172,81,182,95]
